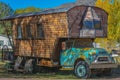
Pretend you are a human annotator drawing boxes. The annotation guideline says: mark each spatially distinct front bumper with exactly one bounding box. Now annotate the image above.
[90,63,118,69]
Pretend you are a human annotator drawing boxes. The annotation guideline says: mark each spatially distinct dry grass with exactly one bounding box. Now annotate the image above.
[0,61,76,79]
[0,61,120,79]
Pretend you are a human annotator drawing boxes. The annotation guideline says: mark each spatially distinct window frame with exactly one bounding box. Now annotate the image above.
[17,24,23,39]
[36,23,45,39]
[26,24,32,39]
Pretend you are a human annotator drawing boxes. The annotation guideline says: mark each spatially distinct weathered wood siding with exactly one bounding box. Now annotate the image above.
[12,13,68,58]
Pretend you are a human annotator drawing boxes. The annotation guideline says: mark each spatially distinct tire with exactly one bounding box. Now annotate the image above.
[74,61,91,78]
[24,59,33,73]
[14,56,23,70]
[103,69,112,76]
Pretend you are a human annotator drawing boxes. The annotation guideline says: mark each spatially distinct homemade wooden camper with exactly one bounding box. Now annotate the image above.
[0,5,108,70]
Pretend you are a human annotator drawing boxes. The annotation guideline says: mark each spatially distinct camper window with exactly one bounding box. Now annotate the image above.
[94,20,101,29]
[94,14,102,30]
[37,24,44,39]
[82,7,102,30]
[17,25,22,39]
[26,25,32,38]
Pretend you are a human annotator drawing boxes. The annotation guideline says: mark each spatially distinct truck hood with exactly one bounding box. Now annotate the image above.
[60,48,111,66]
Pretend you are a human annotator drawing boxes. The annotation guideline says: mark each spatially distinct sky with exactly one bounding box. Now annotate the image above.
[0,0,76,10]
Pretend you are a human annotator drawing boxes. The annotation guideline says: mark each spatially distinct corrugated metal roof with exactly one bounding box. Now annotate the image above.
[0,7,72,20]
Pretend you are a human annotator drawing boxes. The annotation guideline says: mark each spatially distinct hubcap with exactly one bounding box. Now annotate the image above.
[77,65,86,77]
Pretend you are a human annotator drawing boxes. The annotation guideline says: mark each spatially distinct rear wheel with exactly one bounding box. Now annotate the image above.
[24,59,33,73]
[74,61,91,78]
[14,56,23,71]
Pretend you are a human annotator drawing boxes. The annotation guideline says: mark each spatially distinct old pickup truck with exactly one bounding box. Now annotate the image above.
[60,39,117,78]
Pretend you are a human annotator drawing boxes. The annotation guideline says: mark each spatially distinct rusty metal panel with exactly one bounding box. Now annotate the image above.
[67,6,87,37]
[67,6,108,38]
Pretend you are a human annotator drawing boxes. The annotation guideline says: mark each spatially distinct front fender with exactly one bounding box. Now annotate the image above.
[60,48,89,68]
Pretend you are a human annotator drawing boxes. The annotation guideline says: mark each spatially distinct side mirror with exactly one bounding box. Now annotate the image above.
[61,42,66,51]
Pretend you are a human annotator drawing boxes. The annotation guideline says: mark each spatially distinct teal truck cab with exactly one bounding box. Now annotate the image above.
[60,39,117,78]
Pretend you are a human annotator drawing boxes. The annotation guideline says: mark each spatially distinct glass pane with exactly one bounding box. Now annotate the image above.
[94,20,101,29]
[83,20,101,29]
[37,24,44,38]
[83,7,101,29]
[17,25,22,39]
[83,20,94,29]
[26,25,32,38]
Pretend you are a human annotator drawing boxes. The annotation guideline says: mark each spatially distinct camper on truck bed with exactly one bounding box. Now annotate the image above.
[0,5,117,78]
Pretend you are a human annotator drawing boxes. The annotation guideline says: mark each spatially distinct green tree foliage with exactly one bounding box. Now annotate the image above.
[95,0,120,49]
[0,2,14,34]
[14,7,41,14]
[109,0,120,42]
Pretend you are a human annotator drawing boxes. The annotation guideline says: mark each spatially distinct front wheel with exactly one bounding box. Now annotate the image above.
[74,61,91,78]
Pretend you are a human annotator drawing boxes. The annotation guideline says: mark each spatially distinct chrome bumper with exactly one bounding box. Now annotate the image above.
[90,63,118,69]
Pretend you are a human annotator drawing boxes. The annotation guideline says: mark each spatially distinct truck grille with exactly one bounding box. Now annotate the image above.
[97,57,108,62]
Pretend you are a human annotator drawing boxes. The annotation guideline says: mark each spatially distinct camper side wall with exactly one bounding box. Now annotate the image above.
[12,13,68,59]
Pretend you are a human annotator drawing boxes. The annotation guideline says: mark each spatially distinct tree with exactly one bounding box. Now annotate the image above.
[14,7,41,14]
[109,0,120,42]
[0,2,14,34]
[95,0,120,49]
[0,2,14,50]
[76,0,97,6]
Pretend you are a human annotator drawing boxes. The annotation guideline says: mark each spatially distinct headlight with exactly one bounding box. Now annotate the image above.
[111,54,119,57]
[92,54,97,62]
